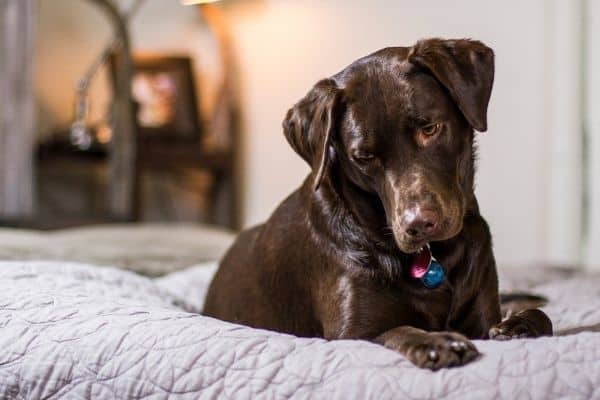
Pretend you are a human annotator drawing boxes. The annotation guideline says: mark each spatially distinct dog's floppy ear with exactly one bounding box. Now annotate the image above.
[283,78,341,191]
[408,38,494,132]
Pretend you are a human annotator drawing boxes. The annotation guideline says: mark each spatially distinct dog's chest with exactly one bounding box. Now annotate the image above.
[402,282,455,330]
[336,272,455,335]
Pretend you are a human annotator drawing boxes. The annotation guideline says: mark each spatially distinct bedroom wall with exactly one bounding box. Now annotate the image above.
[584,0,600,270]
[35,0,584,269]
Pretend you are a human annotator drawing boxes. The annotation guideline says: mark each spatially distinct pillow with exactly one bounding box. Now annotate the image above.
[0,223,234,276]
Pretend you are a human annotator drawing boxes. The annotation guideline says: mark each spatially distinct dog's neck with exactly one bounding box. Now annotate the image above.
[333,170,391,241]
[306,171,408,281]
[308,165,403,250]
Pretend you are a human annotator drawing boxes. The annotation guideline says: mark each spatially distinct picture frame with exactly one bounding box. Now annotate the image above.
[116,54,202,141]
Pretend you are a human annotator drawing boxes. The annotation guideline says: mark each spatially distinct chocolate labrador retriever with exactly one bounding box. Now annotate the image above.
[204,38,552,370]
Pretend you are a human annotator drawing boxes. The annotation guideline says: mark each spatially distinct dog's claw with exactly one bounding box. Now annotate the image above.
[428,349,439,361]
[450,340,467,352]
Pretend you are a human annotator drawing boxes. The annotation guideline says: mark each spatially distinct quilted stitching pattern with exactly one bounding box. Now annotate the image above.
[1,261,599,399]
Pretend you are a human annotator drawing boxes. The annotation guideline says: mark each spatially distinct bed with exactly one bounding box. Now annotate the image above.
[0,224,598,399]
[0,223,234,277]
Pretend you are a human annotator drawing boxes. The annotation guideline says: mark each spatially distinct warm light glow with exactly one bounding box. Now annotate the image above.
[180,0,221,5]
[96,124,113,144]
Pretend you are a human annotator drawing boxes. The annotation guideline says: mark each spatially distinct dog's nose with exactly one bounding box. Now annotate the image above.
[403,208,440,239]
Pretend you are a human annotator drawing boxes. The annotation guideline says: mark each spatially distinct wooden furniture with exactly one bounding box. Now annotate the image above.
[36,141,113,230]
[34,127,238,230]
[134,137,238,228]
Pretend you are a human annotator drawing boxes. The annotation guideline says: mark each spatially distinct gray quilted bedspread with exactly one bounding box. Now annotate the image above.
[1,261,599,399]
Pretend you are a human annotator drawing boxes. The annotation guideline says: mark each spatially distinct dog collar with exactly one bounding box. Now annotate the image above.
[409,244,446,289]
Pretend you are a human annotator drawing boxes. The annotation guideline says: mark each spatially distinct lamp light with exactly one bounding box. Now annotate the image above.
[180,0,221,5]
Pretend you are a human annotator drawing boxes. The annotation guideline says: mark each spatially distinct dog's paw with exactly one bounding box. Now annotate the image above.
[402,331,479,370]
[489,309,553,340]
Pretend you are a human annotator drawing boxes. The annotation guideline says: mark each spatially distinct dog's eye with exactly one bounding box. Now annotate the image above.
[352,152,375,163]
[420,123,442,137]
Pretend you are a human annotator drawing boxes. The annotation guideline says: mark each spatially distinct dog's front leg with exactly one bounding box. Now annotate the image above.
[489,309,553,340]
[373,326,480,370]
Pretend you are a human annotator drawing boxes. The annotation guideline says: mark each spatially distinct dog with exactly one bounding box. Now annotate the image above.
[204,38,552,370]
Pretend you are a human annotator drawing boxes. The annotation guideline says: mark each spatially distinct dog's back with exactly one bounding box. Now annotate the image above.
[203,184,323,337]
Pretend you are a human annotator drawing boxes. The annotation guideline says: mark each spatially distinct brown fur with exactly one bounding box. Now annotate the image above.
[204,38,552,370]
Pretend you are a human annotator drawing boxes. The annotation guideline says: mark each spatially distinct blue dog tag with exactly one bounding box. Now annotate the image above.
[422,260,446,289]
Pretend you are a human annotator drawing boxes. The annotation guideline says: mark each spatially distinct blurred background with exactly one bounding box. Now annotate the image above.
[0,0,598,270]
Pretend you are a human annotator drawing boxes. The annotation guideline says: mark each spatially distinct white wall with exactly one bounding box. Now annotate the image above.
[584,0,600,270]
[544,0,584,268]
[226,0,561,267]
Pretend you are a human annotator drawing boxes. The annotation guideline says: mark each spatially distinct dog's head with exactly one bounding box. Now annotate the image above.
[283,38,494,253]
